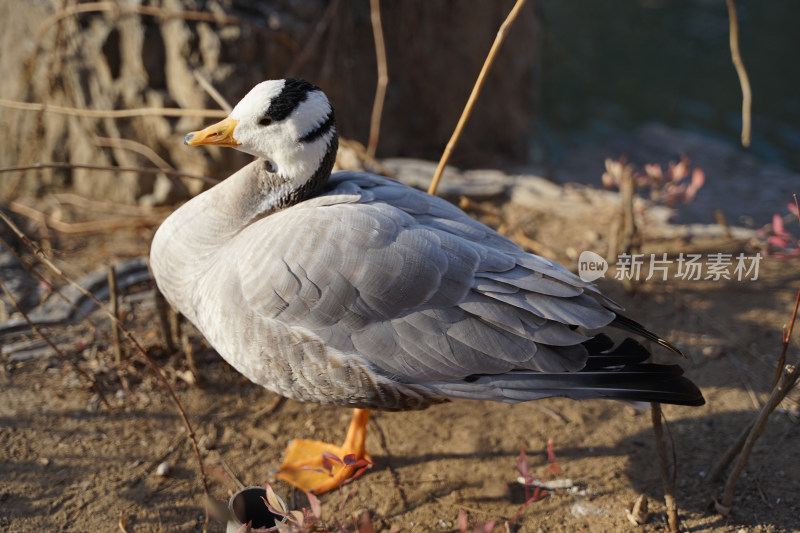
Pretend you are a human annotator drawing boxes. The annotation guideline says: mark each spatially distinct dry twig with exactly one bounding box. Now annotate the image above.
[710,195,800,484]
[651,404,680,532]
[428,0,529,196]
[366,0,388,158]
[108,266,123,365]
[251,394,286,419]
[9,201,165,235]
[193,71,232,114]
[154,288,177,355]
[125,427,187,485]
[0,98,227,120]
[725,0,752,147]
[708,419,754,483]
[50,193,166,216]
[0,162,217,185]
[0,235,111,344]
[775,198,800,381]
[92,136,174,172]
[0,275,112,409]
[716,364,799,514]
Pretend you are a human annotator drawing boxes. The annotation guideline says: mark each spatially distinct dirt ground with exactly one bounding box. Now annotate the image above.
[1,189,799,533]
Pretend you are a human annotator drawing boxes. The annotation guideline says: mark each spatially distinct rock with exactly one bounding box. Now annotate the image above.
[381,158,515,200]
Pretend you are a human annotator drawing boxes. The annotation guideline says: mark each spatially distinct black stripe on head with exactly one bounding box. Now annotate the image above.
[299,110,335,144]
[266,79,319,121]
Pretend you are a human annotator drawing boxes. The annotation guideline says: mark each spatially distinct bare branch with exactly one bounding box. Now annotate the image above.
[0,272,112,410]
[92,136,174,172]
[193,70,232,114]
[718,364,799,512]
[108,266,124,365]
[428,0,529,196]
[0,162,218,186]
[366,0,388,158]
[0,234,111,343]
[651,404,680,532]
[0,98,227,119]
[725,0,752,147]
[9,201,165,235]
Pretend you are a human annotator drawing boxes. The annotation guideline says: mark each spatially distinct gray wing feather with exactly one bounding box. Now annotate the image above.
[476,267,584,297]
[231,173,614,386]
[482,290,614,330]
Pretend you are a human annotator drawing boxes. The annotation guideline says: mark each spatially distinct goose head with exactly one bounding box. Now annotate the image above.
[185,79,338,197]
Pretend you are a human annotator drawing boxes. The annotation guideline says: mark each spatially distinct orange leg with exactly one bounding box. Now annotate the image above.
[276,409,372,494]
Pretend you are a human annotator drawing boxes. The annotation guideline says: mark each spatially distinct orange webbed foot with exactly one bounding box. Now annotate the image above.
[276,409,372,494]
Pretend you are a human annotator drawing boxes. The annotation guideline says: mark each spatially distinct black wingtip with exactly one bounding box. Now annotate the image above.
[585,364,705,406]
[609,311,685,357]
[581,335,703,406]
[582,337,651,370]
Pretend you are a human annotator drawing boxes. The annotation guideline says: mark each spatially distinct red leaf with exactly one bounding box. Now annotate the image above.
[306,491,322,519]
[342,453,374,467]
[517,448,530,481]
[685,167,705,202]
[530,486,549,502]
[773,214,786,236]
[768,235,790,248]
[344,456,374,469]
[342,453,357,465]
[644,163,663,180]
[289,510,305,524]
[344,464,371,485]
[546,438,557,464]
[321,452,344,465]
[669,157,689,181]
[789,200,800,218]
[263,483,286,516]
[357,510,376,533]
[690,167,705,188]
[457,508,469,532]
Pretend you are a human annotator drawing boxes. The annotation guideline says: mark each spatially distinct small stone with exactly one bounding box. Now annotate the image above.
[38,457,50,467]
[156,461,171,477]
[625,494,649,525]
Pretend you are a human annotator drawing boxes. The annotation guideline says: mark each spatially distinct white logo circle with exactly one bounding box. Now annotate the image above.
[578,251,608,282]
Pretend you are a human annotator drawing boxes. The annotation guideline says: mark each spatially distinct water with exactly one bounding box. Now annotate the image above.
[535,0,800,172]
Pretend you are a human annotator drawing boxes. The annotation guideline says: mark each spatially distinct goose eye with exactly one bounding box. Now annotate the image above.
[259,117,272,126]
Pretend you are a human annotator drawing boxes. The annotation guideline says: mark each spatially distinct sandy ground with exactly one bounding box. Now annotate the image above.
[1,189,799,533]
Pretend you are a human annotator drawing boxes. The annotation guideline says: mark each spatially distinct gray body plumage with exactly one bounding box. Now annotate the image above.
[151,160,688,410]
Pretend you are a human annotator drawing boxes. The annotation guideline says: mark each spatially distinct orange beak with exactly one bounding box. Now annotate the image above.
[184,117,241,147]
